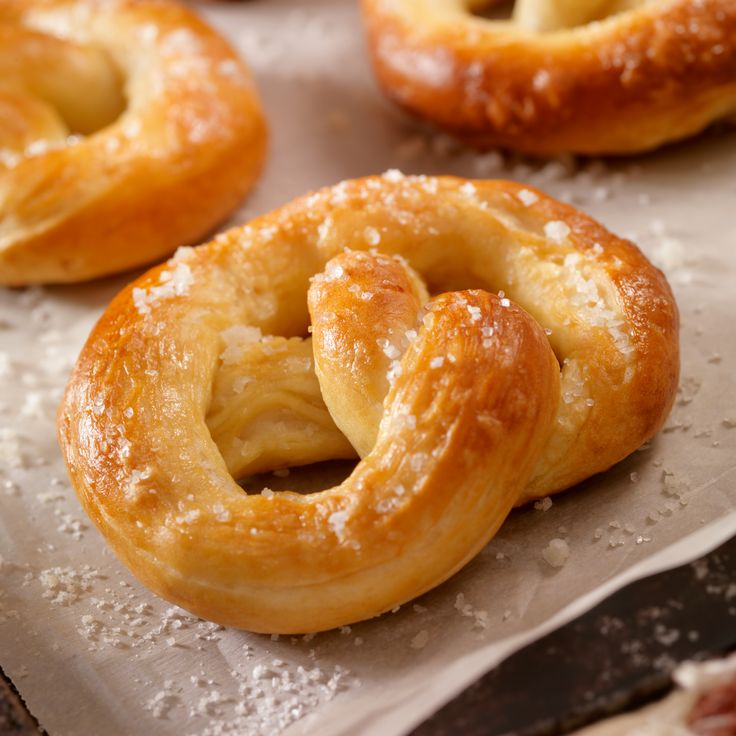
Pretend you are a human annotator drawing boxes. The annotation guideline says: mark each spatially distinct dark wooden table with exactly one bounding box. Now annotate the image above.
[0,667,41,735]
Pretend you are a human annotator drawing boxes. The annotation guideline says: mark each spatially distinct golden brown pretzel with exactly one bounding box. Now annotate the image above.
[58,174,679,633]
[0,0,267,285]
[361,0,736,154]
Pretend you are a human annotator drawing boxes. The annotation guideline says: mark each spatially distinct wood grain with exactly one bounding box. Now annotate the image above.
[0,667,42,735]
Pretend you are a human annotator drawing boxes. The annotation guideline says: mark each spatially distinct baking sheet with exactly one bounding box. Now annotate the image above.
[2,1,736,734]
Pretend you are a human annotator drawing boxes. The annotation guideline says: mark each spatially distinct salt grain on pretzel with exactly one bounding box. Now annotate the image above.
[0,0,267,285]
[58,174,679,633]
[361,0,736,154]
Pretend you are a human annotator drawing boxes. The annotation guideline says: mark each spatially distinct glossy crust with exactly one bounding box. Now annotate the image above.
[58,175,679,633]
[361,0,736,154]
[0,0,267,285]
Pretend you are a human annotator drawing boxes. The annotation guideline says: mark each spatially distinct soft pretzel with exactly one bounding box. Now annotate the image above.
[361,0,736,154]
[58,174,679,633]
[0,0,267,285]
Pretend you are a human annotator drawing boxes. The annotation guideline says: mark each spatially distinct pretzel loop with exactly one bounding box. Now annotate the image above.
[362,0,736,153]
[0,0,267,285]
[59,175,679,633]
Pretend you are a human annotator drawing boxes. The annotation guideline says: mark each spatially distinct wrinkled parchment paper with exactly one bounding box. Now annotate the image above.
[1,1,736,734]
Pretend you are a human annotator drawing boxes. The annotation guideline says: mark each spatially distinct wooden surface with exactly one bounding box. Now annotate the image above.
[0,667,41,735]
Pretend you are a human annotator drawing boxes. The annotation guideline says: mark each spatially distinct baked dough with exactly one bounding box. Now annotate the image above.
[58,174,679,632]
[361,0,736,154]
[0,0,267,285]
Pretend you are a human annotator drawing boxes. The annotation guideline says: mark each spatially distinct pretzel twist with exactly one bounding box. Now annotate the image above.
[0,0,267,285]
[59,175,679,633]
[361,0,736,154]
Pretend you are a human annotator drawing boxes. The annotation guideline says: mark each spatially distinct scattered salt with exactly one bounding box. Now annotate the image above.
[39,566,101,605]
[0,428,24,469]
[454,593,489,629]
[534,497,553,512]
[410,630,430,649]
[542,539,570,568]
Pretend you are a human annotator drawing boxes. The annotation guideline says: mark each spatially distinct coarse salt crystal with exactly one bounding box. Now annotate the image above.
[212,504,231,522]
[410,630,430,649]
[517,189,539,206]
[383,169,404,183]
[454,593,488,629]
[377,338,400,360]
[328,510,349,541]
[533,69,551,89]
[410,453,427,472]
[132,263,193,316]
[459,182,476,198]
[363,226,380,246]
[176,509,200,524]
[324,263,344,281]
[386,359,402,385]
[219,325,262,365]
[542,538,570,568]
[544,221,571,243]
[534,497,553,512]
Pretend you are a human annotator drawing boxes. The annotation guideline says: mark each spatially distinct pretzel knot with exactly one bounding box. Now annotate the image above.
[59,175,679,633]
[0,0,266,285]
[362,0,736,154]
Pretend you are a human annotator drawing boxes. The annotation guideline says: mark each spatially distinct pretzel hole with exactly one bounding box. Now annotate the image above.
[469,0,515,21]
[238,459,358,496]
[30,43,127,137]
[469,0,647,31]
[0,29,127,157]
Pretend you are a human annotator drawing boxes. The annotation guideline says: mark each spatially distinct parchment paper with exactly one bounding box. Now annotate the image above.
[1,1,736,735]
